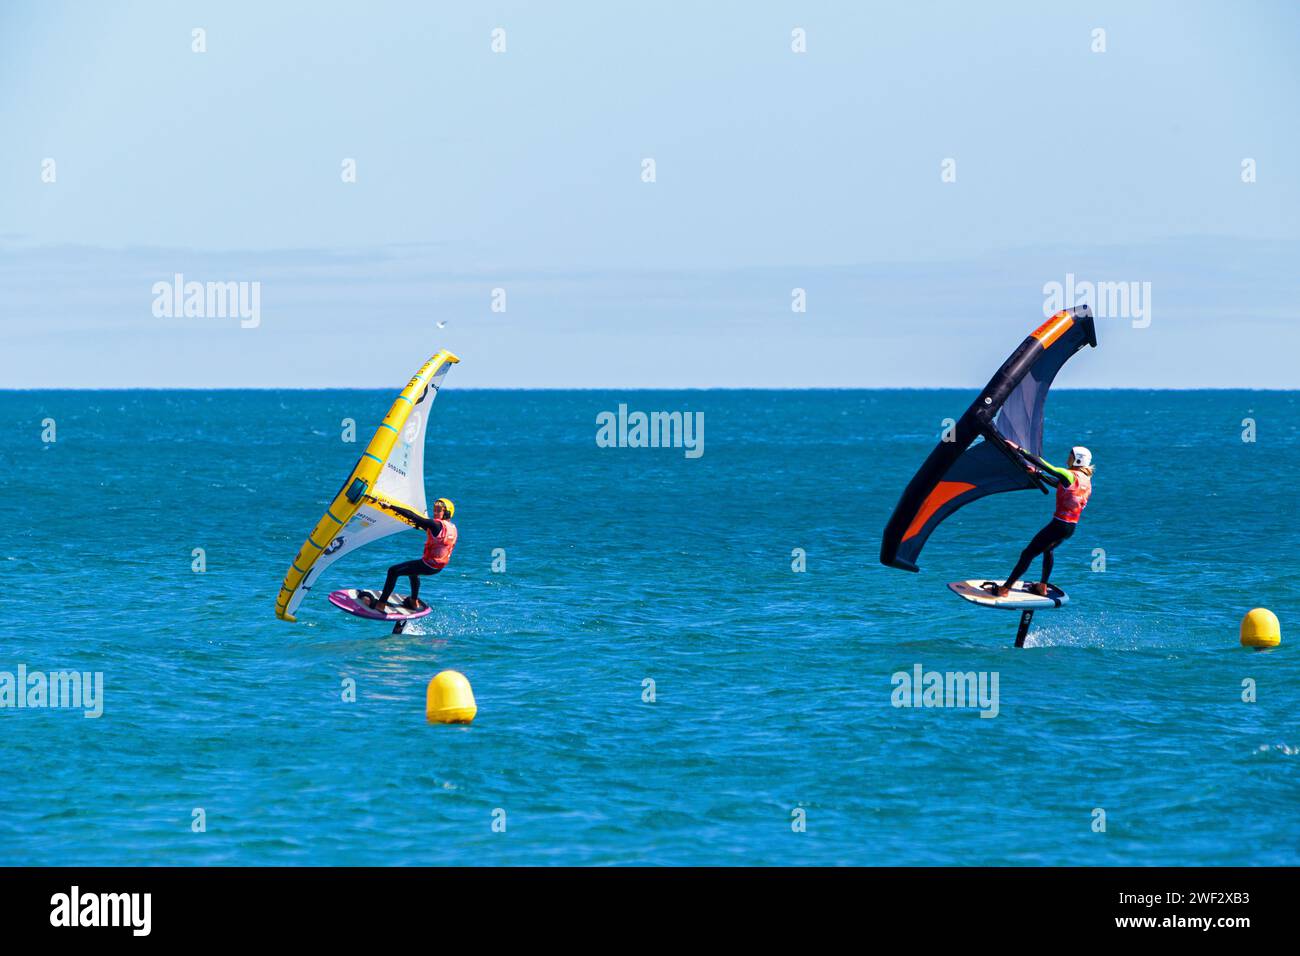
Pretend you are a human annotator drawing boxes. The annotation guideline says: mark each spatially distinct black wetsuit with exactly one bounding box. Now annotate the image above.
[375,558,441,607]
[373,507,446,608]
[1003,518,1075,590]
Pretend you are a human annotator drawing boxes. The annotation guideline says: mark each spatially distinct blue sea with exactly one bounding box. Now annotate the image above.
[1,389,1297,866]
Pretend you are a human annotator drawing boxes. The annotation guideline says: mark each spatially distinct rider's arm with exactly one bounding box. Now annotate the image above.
[1021,451,1075,486]
[379,500,442,533]
[1035,455,1076,486]
[1005,442,1073,487]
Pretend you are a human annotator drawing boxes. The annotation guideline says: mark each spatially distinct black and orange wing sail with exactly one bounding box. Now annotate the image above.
[880,306,1096,572]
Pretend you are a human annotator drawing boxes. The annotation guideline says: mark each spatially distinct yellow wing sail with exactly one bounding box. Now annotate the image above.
[275,350,460,621]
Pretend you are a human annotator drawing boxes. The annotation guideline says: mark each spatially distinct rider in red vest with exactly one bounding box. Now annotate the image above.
[986,445,1093,598]
[361,497,457,611]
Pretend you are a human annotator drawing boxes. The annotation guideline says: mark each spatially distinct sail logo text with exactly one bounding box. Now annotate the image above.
[596,404,704,459]
[151,273,261,328]
[891,663,999,718]
[0,665,103,718]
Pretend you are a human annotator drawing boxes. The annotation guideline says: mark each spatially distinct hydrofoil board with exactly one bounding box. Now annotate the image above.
[948,580,1068,610]
[328,589,432,621]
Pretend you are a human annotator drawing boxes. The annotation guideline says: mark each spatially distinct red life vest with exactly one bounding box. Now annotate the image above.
[423,520,458,568]
[1054,471,1092,523]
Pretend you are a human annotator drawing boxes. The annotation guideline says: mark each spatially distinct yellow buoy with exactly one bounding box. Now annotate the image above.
[1240,608,1281,648]
[426,670,477,723]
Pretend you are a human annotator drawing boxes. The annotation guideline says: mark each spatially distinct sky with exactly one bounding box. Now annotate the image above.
[1,1,1298,387]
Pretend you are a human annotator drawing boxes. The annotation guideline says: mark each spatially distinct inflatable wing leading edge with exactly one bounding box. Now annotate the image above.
[880,306,1095,572]
[276,350,460,621]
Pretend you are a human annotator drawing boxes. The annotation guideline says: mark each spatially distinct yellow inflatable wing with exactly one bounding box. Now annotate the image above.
[275,350,460,621]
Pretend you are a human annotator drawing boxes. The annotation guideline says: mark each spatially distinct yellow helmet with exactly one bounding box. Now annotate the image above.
[433,497,455,519]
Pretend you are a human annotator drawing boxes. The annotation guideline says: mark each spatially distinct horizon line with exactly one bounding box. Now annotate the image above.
[2,386,1297,393]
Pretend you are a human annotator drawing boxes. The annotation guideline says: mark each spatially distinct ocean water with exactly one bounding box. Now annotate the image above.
[1,389,1297,866]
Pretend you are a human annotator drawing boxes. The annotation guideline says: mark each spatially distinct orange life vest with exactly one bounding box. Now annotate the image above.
[423,520,458,568]
[1054,471,1091,523]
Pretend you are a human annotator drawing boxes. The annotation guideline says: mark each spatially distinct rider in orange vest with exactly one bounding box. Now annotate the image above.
[362,497,457,611]
[986,446,1093,598]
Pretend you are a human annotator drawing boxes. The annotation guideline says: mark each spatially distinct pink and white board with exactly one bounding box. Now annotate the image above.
[328,589,432,621]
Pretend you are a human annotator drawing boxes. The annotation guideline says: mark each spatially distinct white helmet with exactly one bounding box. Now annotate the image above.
[1069,446,1092,468]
